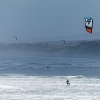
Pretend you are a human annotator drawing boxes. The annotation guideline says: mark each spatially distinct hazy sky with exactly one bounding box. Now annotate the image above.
[0,0,100,42]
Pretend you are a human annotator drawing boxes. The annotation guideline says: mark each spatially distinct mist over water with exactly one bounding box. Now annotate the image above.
[0,40,100,57]
[0,40,100,77]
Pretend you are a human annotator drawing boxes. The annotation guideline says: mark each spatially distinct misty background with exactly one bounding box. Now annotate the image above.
[0,0,100,43]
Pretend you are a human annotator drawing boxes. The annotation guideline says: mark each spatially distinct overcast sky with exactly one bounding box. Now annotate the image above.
[0,0,100,43]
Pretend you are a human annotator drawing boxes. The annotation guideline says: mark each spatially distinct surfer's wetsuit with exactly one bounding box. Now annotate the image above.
[67,80,70,86]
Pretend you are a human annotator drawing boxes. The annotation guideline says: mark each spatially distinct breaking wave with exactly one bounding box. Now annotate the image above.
[0,40,100,57]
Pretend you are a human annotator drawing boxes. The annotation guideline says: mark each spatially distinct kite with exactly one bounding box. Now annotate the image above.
[14,36,17,41]
[84,17,93,34]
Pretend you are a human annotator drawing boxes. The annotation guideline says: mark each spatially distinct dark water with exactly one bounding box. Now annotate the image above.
[0,56,100,77]
[0,40,100,77]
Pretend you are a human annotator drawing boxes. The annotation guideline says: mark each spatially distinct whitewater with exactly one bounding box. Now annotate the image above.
[0,40,100,100]
[0,75,100,100]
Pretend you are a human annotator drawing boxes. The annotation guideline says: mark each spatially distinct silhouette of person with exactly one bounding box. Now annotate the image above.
[66,79,70,86]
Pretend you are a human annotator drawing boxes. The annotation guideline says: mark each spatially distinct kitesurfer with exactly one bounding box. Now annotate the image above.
[46,66,49,69]
[66,79,70,86]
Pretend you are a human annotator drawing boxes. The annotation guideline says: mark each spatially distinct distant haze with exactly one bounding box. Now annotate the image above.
[0,0,100,43]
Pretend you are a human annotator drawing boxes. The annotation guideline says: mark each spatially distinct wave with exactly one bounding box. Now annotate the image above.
[65,75,85,79]
[0,40,100,57]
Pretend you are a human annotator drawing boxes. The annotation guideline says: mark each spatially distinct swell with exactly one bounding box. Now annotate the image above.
[0,40,100,57]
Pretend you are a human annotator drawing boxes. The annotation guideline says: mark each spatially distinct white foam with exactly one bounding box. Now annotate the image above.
[0,75,99,100]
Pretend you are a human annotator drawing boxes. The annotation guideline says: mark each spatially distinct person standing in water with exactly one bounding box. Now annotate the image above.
[66,79,70,86]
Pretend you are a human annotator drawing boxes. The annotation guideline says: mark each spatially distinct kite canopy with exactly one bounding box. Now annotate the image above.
[14,36,17,41]
[84,17,93,34]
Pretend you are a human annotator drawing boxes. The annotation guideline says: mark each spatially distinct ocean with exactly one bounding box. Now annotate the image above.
[0,40,100,100]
